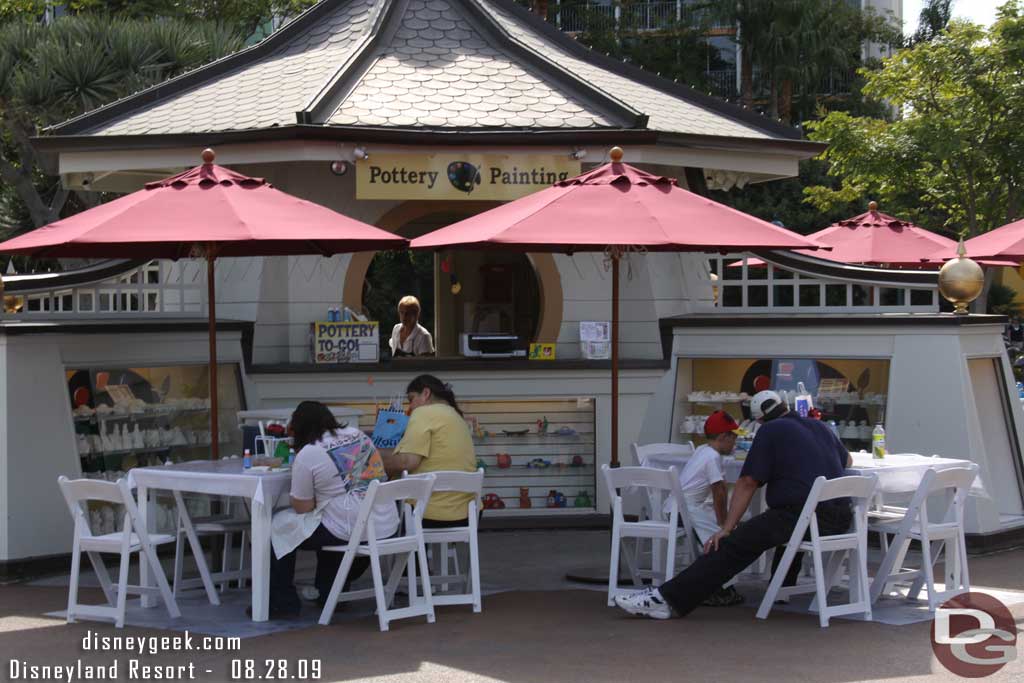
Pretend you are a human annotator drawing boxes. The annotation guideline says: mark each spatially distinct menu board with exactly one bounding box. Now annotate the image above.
[311,321,380,364]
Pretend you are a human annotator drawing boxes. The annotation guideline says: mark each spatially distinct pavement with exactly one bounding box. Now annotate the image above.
[2,530,1023,683]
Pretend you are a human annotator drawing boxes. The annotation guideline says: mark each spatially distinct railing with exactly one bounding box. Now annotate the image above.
[556,2,735,34]
[3,260,205,318]
[708,255,939,314]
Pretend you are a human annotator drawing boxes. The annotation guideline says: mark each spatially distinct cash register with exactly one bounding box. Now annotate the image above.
[459,333,526,358]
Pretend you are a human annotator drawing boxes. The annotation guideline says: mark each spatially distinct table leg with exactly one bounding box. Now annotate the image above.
[173,490,220,606]
[250,498,272,622]
[137,484,156,608]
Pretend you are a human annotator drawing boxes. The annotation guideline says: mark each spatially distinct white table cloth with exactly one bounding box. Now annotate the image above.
[846,452,985,495]
[644,452,746,483]
[130,459,292,622]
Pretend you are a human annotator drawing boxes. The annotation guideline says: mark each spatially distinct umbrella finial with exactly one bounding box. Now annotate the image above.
[868,200,878,212]
[201,148,216,165]
[609,146,624,163]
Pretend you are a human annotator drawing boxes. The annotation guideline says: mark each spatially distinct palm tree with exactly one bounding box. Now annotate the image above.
[0,15,245,234]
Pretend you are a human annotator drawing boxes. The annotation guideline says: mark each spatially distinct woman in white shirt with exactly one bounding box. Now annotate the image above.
[268,401,398,619]
[389,295,434,357]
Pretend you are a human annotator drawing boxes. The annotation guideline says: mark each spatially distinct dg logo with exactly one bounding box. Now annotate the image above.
[931,592,1017,677]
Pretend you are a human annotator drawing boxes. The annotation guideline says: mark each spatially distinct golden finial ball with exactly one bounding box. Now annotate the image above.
[201,148,216,164]
[609,146,624,163]
[938,239,984,315]
[868,200,878,212]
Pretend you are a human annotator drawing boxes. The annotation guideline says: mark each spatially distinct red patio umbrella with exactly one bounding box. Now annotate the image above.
[741,202,984,269]
[0,149,408,456]
[411,147,823,466]
[955,217,1024,261]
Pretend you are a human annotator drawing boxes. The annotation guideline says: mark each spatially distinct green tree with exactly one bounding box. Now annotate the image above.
[703,0,901,122]
[908,0,953,46]
[0,16,244,235]
[805,4,1024,236]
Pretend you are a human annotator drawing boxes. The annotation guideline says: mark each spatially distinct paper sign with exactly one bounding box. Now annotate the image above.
[311,321,379,364]
[580,321,610,342]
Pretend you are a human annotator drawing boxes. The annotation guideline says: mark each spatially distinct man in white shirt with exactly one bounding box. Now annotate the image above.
[677,410,743,607]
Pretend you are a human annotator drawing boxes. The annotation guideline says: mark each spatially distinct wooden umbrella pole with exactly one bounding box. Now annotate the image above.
[611,253,620,468]
[207,250,220,459]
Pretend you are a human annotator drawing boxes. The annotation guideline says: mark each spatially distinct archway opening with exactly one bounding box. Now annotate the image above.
[361,211,542,356]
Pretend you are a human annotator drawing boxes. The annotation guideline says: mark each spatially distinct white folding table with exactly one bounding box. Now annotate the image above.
[131,460,291,622]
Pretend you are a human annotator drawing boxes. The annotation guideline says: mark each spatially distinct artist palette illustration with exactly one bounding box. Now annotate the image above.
[447,161,481,194]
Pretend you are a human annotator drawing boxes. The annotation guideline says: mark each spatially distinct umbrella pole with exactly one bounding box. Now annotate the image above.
[207,252,220,459]
[611,254,619,468]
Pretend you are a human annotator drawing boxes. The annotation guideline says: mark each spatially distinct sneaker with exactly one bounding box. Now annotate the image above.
[702,586,744,607]
[614,587,674,620]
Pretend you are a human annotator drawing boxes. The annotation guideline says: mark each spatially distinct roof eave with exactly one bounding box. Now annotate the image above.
[657,132,826,158]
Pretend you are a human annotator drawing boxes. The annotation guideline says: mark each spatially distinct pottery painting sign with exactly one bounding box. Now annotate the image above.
[356,153,580,200]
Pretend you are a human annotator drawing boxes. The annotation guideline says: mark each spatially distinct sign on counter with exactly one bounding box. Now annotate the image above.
[311,321,379,364]
[356,153,581,201]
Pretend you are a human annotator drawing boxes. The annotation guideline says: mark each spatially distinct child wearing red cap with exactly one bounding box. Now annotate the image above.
[675,410,743,607]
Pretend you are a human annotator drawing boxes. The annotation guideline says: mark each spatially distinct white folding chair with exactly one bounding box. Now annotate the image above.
[58,476,181,628]
[868,466,977,611]
[318,476,437,631]
[403,469,484,613]
[602,464,691,606]
[756,474,877,628]
[628,443,698,578]
[172,495,250,598]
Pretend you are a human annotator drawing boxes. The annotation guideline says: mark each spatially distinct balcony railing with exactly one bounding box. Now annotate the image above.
[556,2,735,34]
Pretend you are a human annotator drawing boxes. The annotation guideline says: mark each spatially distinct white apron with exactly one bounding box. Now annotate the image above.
[271,496,333,560]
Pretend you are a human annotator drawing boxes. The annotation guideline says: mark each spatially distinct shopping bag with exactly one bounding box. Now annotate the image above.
[371,409,408,449]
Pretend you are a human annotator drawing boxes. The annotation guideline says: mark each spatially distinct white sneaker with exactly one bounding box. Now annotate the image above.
[614,588,674,620]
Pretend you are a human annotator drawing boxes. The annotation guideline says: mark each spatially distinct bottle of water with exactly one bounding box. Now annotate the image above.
[872,424,886,460]
[288,448,296,466]
[827,420,839,439]
[242,448,252,469]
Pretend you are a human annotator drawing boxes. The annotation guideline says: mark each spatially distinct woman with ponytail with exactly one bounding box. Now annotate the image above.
[383,374,476,527]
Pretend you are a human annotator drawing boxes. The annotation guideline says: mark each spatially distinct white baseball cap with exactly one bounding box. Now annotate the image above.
[751,390,787,421]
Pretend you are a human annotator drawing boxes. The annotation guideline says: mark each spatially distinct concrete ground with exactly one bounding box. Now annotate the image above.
[2,530,1023,683]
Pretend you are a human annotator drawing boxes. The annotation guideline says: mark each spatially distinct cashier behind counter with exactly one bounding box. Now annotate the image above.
[390,295,434,357]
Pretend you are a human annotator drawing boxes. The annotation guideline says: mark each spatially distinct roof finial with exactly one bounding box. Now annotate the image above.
[868,200,878,212]
[609,146,624,163]
[201,148,216,164]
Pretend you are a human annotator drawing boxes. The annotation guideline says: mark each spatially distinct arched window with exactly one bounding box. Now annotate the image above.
[344,202,563,357]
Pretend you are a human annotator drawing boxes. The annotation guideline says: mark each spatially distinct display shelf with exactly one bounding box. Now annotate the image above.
[481,464,595,478]
[74,408,210,423]
[482,506,597,516]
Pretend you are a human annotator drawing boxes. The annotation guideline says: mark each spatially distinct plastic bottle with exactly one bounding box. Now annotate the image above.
[872,424,886,459]
[288,448,296,466]
[827,420,839,439]
[242,448,252,469]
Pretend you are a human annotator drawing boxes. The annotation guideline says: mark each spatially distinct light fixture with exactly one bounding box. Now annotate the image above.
[569,147,587,160]
[329,160,349,176]
[352,145,369,161]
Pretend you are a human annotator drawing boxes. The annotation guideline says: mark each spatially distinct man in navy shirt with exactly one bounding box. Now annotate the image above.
[615,390,853,620]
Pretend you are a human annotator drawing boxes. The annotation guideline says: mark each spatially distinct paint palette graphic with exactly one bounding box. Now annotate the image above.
[447,161,481,194]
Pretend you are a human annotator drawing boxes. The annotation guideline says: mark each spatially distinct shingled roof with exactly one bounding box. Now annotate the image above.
[47,0,810,147]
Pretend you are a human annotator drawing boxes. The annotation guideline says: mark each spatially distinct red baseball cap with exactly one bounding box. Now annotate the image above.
[704,410,740,437]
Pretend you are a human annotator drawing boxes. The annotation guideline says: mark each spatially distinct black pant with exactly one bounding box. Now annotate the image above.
[423,517,470,529]
[269,524,369,613]
[658,502,852,617]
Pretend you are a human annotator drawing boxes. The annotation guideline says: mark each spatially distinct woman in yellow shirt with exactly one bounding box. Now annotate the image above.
[383,374,476,527]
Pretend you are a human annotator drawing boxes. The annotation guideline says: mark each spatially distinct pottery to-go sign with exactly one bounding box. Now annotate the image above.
[356,153,580,200]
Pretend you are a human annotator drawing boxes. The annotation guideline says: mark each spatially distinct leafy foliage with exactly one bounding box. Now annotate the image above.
[805,4,1024,236]
[0,15,245,232]
[988,283,1022,316]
